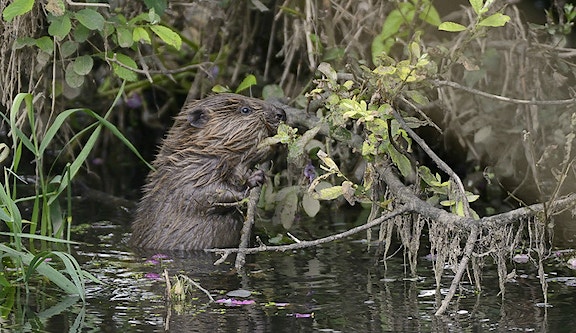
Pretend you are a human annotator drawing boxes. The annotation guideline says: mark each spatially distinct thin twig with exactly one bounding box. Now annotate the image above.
[207,207,409,257]
[235,186,262,271]
[391,107,472,217]
[434,79,576,106]
[66,0,110,8]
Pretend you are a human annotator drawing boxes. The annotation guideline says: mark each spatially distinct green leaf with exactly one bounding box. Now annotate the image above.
[110,53,138,81]
[149,25,182,50]
[438,21,467,32]
[75,9,105,31]
[419,0,441,26]
[13,37,36,50]
[262,84,284,100]
[72,55,93,75]
[405,90,429,106]
[235,74,257,93]
[48,14,72,40]
[0,244,80,296]
[469,0,483,15]
[2,0,34,22]
[212,85,231,93]
[314,185,343,201]
[143,0,167,15]
[74,24,90,42]
[302,193,320,217]
[274,188,298,229]
[478,13,510,27]
[388,145,413,179]
[132,27,151,44]
[65,63,85,88]
[60,40,78,58]
[116,26,133,48]
[35,36,54,55]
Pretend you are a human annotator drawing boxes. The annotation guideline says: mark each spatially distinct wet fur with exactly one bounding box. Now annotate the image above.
[131,94,285,250]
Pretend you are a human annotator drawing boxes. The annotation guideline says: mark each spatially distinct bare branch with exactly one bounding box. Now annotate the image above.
[434,79,576,106]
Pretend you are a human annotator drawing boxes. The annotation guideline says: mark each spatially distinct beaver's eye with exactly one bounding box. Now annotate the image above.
[239,106,253,115]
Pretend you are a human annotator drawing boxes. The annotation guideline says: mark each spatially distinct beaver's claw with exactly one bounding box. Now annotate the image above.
[246,169,265,188]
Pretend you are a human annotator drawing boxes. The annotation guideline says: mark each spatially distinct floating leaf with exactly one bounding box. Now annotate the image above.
[478,13,510,27]
[75,9,105,31]
[150,25,182,50]
[438,21,467,32]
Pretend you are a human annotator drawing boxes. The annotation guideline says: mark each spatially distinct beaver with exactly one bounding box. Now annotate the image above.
[131,93,286,250]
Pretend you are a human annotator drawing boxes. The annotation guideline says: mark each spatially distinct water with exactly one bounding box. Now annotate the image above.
[3,215,576,332]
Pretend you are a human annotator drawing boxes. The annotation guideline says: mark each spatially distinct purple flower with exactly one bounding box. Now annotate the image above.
[125,92,142,109]
[151,253,169,260]
[304,163,316,183]
[293,313,313,318]
[145,259,159,265]
[144,272,162,280]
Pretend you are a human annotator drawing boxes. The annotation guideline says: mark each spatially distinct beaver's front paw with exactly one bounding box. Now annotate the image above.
[246,169,265,188]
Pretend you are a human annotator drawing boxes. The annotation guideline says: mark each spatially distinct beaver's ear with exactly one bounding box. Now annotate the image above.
[187,108,209,128]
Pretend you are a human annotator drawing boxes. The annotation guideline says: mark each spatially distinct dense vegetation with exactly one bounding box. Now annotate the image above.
[1,0,575,317]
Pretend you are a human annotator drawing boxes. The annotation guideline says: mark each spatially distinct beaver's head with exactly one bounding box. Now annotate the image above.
[160,93,286,171]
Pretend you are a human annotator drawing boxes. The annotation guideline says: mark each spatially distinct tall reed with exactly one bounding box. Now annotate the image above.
[0,83,149,303]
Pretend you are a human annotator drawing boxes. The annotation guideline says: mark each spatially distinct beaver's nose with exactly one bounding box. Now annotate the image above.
[275,107,287,122]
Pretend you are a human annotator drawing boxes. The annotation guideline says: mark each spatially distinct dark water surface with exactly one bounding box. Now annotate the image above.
[5,215,576,333]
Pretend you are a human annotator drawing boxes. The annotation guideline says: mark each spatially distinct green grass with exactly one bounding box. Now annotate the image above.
[0,82,150,308]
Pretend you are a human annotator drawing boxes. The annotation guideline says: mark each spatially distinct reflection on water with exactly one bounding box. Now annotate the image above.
[3,217,576,332]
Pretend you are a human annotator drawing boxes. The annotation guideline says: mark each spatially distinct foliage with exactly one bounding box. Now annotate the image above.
[0,83,153,309]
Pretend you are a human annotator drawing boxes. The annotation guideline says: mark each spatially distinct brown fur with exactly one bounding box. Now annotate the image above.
[131,93,286,250]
